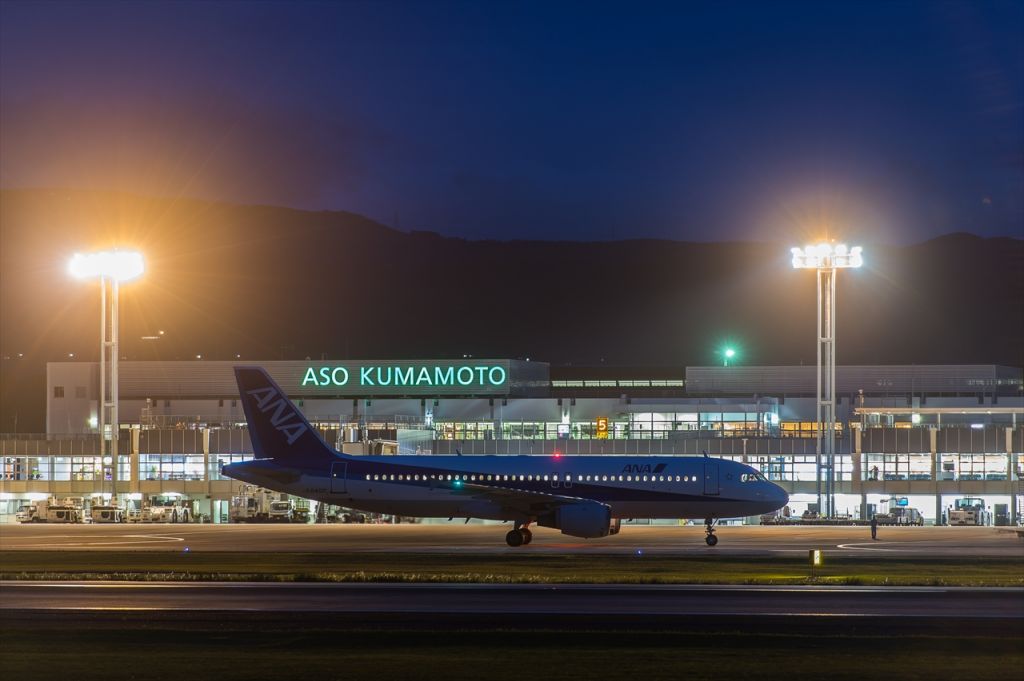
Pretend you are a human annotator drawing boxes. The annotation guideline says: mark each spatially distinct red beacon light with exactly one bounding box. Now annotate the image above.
[553,451,562,459]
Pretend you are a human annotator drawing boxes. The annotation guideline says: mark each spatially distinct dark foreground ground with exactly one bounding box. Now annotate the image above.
[3,525,1021,679]
[3,610,1021,681]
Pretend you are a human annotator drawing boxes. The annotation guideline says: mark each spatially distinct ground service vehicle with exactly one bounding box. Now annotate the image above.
[875,507,923,526]
[948,497,991,526]
[17,498,84,523]
[142,504,189,523]
[268,500,294,522]
[223,367,788,546]
[90,505,126,523]
[230,486,294,522]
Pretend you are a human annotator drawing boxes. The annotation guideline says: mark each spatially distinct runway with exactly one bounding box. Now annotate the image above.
[3,581,1023,618]
[2,523,1021,557]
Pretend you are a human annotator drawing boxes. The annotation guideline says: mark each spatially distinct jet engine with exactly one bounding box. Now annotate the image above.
[538,500,613,538]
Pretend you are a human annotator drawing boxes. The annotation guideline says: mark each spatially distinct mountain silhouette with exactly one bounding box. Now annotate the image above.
[2,189,1021,431]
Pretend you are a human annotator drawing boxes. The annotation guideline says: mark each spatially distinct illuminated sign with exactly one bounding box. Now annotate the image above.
[596,417,609,439]
[301,363,508,390]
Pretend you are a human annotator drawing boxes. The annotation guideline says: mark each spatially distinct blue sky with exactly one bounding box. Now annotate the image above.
[1,0,1021,242]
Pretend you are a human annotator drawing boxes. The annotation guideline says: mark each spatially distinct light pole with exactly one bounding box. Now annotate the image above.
[69,250,145,503]
[723,347,736,367]
[791,243,862,518]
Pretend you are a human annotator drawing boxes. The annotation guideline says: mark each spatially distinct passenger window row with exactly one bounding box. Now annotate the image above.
[363,473,699,484]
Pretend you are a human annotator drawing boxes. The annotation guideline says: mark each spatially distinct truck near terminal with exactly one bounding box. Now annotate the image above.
[140,499,193,523]
[948,497,991,526]
[875,506,924,526]
[90,504,126,523]
[16,498,84,523]
[230,485,297,523]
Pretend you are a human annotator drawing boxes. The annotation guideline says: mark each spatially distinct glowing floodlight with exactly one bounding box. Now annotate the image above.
[67,248,146,505]
[791,244,862,270]
[789,242,863,520]
[68,250,145,282]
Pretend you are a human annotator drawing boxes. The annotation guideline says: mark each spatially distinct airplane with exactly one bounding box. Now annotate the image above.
[223,366,789,546]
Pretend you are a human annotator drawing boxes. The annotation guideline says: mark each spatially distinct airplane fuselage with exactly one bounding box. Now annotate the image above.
[225,453,786,522]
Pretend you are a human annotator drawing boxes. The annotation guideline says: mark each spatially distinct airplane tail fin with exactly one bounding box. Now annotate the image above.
[234,366,340,467]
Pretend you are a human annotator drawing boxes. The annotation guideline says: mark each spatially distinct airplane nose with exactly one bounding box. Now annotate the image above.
[773,484,789,507]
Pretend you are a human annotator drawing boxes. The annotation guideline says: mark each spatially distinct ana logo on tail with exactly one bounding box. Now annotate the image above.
[246,386,308,445]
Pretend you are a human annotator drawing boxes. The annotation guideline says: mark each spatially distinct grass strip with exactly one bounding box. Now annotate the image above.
[2,551,1023,586]
[2,622,1021,681]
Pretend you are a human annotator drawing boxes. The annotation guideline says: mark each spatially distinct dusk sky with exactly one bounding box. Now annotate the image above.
[1,0,1022,243]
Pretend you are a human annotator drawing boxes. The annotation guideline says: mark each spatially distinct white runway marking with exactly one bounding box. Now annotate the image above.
[837,542,909,552]
[8,534,185,548]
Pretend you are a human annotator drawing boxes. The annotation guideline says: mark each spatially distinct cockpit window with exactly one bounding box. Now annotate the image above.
[742,471,768,483]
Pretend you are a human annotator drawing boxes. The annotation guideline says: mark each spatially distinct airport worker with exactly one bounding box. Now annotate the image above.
[870,515,878,540]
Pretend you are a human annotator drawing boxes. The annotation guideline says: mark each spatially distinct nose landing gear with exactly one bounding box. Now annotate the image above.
[704,517,719,546]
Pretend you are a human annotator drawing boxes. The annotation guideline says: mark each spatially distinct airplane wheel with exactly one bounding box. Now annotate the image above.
[505,529,524,547]
[520,528,533,545]
[705,534,718,546]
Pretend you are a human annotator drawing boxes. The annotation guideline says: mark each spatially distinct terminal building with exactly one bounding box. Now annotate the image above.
[2,359,1022,525]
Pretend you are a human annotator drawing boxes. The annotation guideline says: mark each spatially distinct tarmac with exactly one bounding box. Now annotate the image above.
[2,522,1022,557]
[3,581,1023,618]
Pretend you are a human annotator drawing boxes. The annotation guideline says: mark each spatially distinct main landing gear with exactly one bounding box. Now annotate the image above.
[704,517,719,546]
[505,521,534,547]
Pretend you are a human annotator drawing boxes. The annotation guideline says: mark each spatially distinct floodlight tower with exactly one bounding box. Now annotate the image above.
[790,243,862,518]
[69,251,145,499]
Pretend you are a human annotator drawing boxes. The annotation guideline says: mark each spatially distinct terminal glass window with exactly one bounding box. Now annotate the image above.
[790,456,819,482]
[939,453,1008,481]
[51,457,70,480]
[835,455,853,481]
[501,422,547,440]
[435,422,496,441]
[751,455,852,483]
[109,456,130,481]
[71,456,103,481]
[863,453,931,481]
[140,454,205,481]
[780,421,847,438]
[1,456,49,480]
[33,455,125,481]
[435,412,779,441]
[696,412,768,437]
[752,456,787,482]
[210,453,254,480]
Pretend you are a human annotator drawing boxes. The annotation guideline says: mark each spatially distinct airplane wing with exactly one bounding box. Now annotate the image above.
[452,481,598,517]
